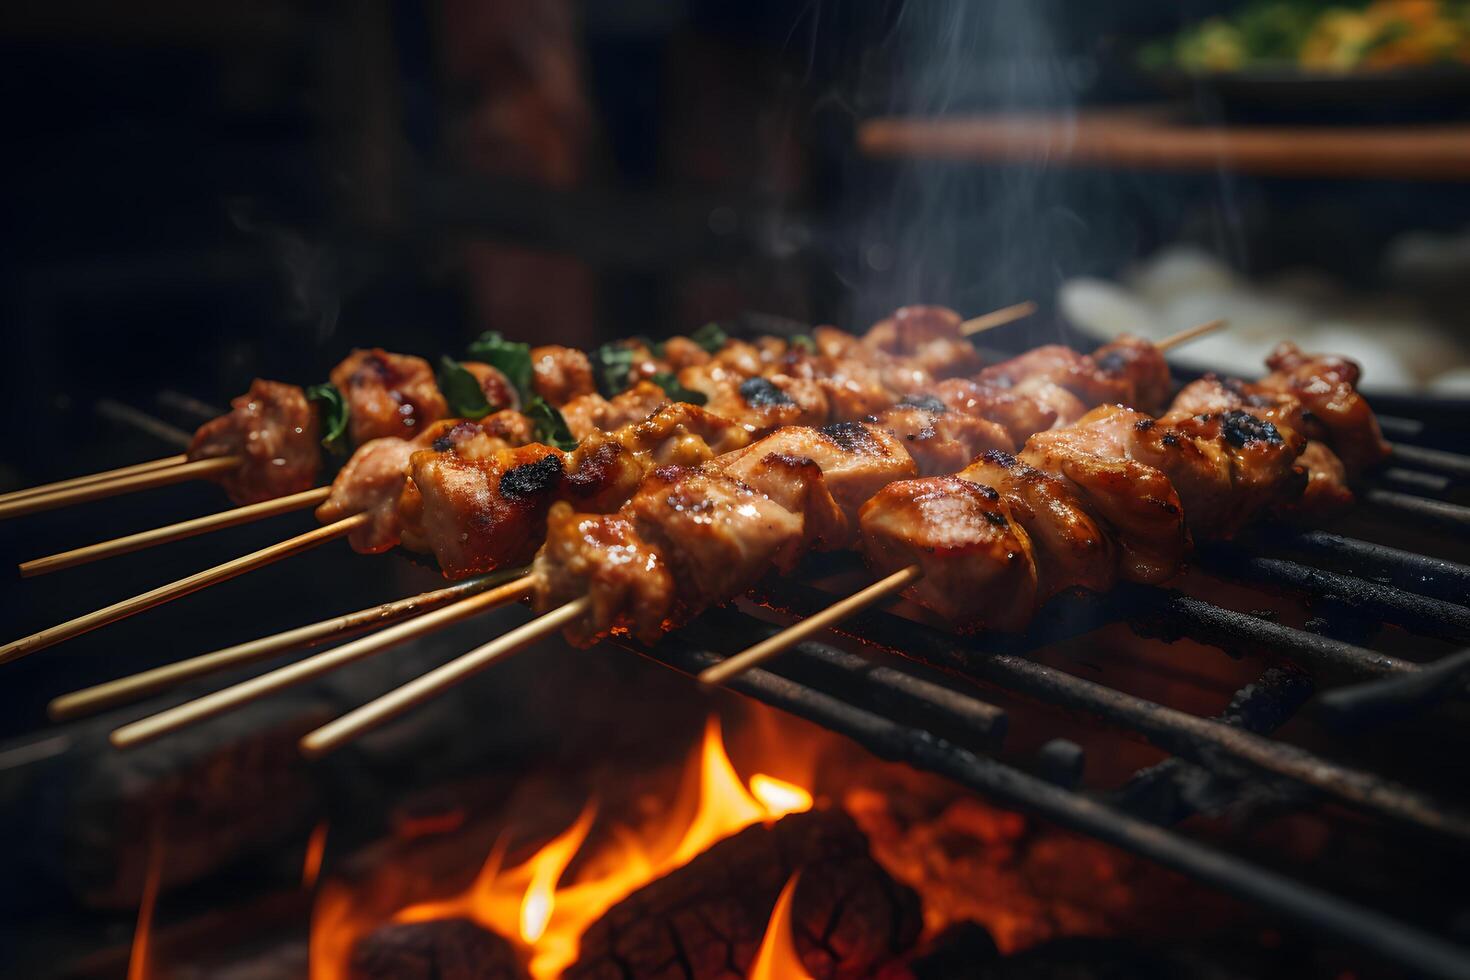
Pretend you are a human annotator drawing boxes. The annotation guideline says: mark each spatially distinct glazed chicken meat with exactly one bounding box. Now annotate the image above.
[187,379,322,504]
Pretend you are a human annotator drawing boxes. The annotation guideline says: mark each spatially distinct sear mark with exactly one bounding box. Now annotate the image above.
[738,377,795,407]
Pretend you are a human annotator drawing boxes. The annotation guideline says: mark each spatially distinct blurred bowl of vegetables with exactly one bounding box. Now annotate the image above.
[1140,0,1470,117]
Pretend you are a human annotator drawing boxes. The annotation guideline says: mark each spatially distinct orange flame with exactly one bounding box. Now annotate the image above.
[310,714,815,980]
[127,831,164,980]
[748,872,813,980]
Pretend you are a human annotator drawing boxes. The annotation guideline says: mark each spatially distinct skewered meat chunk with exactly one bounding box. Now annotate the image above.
[875,403,1014,476]
[331,349,449,445]
[716,422,917,522]
[661,335,712,371]
[188,379,321,505]
[859,476,1039,632]
[1257,343,1390,474]
[862,305,983,379]
[399,444,567,577]
[535,503,674,645]
[318,413,534,554]
[978,344,1134,409]
[813,325,935,394]
[959,451,1117,598]
[461,361,521,412]
[1286,440,1355,516]
[1090,334,1172,414]
[530,345,597,406]
[695,374,831,433]
[707,450,850,550]
[930,378,1064,444]
[561,381,672,442]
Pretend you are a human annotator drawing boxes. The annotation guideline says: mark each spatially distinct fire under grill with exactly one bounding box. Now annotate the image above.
[22,370,1470,979]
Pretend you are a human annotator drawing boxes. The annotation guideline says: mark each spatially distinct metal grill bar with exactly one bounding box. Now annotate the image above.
[1265,530,1470,605]
[1197,548,1470,644]
[1389,441,1470,481]
[752,581,1470,840]
[628,633,1470,980]
[1364,488,1470,531]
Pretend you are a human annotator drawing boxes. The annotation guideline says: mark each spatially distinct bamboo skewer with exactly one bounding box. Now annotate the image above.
[959,300,1038,336]
[109,573,535,748]
[0,455,240,521]
[21,486,332,578]
[298,596,589,758]
[698,566,923,686]
[48,575,507,721]
[0,514,368,666]
[0,454,188,505]
[1156,318,1225,352]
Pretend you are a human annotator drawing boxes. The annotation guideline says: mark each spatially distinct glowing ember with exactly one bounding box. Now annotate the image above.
[127,832,164,980]
[302,821,329,890]
[748,872,813,980]
[311,713,815,980]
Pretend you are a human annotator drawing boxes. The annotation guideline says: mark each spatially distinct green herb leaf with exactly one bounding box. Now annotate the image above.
[790,334,816,352]
[437,356,495,420]
[305,383,350,454]
[690,322,728,354]
[649,371,707,406]
[526,396,578,451]
[466,331,533,403]
[590,342,638,398]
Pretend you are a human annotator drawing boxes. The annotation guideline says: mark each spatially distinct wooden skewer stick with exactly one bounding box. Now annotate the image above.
[299,596,590,759]
[0,513,368,666]
[110,573,535,749]
[21,486,332,578]
[959,300,1038,336]
[0,454,188,505]
[0,455,240,521]
[697,566,923,686]
[48,574,506,721]
[1156,318,1225,352]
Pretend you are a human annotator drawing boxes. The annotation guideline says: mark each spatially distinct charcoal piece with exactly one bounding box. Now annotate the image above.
[908,922,1000,978]
[349,918,524,980]
[565,808,921,980]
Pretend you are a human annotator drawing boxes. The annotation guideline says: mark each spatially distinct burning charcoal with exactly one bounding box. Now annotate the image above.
[566,808,921,980]
[349,918,524,980]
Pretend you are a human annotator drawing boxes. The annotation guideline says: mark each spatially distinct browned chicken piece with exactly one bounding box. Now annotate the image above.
[717,421,917,524]
[692,373,830,434]
[1257,342,1390,474]
[608,465,807,619]
[661,335,712,371]
[812,325,858,360]
[859,476,1039,632]
[331,349,449,446]
[188,379,322,505]
[1027,404,1304,543]
[461,361,521,412]
[862,305,984,379]
[1090,334,1172,414]
[1020,412,1188,585]
[398,444,567,578]
[534,503,674,646]
[707,451,850,550]
[529,344,597,406]
[318,413,533,554]
[560,381,672,442]
[977,345,1132,408]
[1168,376,1352,518]
[959,451,1117,598]
[930,378,1064,444]
[779,352,896,420]
[876,401,1014,476]
[561,401,752,512]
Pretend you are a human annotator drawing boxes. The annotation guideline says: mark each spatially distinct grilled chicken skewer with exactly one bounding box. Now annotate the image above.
[299,337,1389,752]
[79,322,1214,729]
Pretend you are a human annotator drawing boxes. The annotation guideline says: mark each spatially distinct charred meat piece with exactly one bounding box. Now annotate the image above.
[930,378,1063,445]
[561,381,672,442]
[717,422,917,522]
[978,344,1131,408]
[875,404,1014,476]
[693,373,830,434]
[530,345,597,406]
[331,349,449,445]
[1090,334,1172,415]
[959,451,1117,598]
[188,379,321,505]
[399,444,567,578]
[862,305,984,379]
[1258,342,1390,474]
[534,503,674,645]
[859,476,1039,632]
